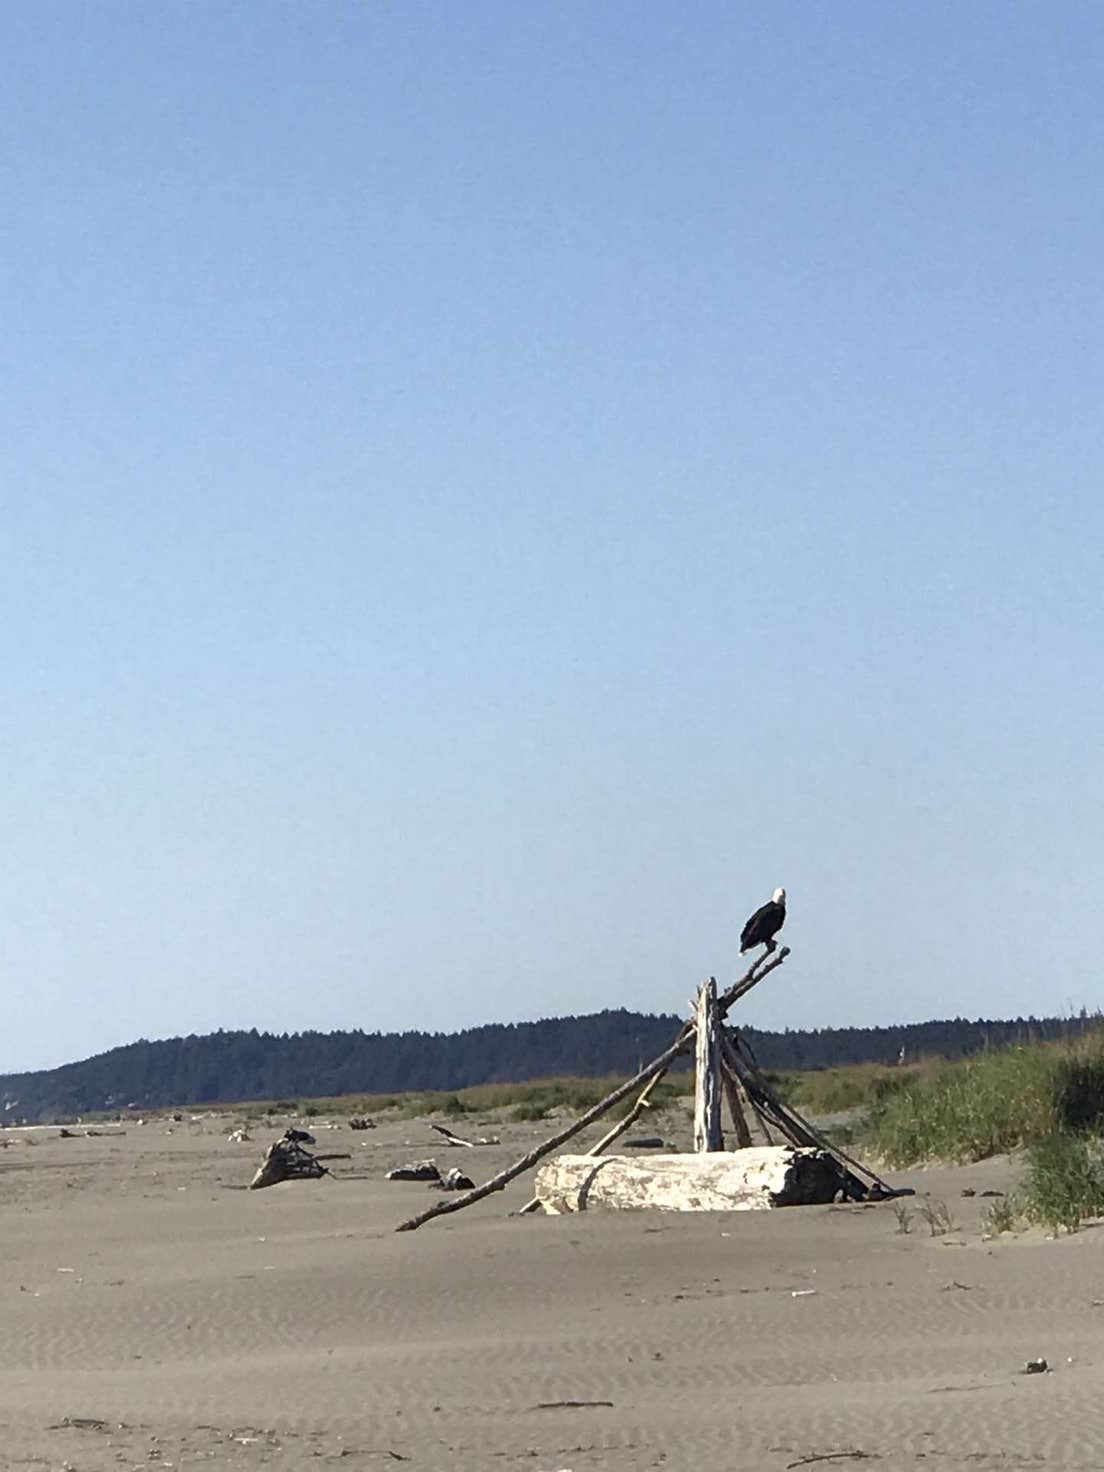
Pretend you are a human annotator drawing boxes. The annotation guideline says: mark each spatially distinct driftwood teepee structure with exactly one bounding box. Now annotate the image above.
[396,947,906,1232]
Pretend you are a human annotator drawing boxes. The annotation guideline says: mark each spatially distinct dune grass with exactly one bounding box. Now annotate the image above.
[234,1074,698,1125]
[231,1059,911,1130]
[785,1062,917,1115]
[865,1030,1104,1167]
[1021,1132,1104,1232]
[985,1133,1104,1236]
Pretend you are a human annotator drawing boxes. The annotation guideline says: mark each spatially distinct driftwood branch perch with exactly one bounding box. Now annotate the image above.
[717,945,790,1014]
[395,948,791,1232]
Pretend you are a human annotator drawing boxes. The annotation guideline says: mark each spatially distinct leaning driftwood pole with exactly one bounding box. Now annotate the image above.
[589,1060,669,1155]
[721,1053,754,1148]
[516,1053,677,1214]
[395,1033,693,1232]
[570,947,788,1159]
[394,946,791,1233]
[725,1032,905,1199]
[693,978,723,1152]
[721,1030,765,1142]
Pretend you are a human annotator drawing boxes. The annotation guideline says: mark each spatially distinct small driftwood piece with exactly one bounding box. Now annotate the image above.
[535,1147,846,1214]
[693,978,723,1152]
[430,1123,500,1147]
[387,1160,441,1182]
[437,1167,475,1190]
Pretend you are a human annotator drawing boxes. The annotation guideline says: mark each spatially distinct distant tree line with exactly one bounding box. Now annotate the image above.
[1,1008,1097,1123]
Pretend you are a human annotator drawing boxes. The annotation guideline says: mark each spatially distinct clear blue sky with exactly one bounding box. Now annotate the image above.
[4,4,1102,1072]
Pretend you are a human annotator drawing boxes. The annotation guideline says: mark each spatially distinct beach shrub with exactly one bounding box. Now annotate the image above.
[916,1197,955,1236]
[865,1028,1104,1167]
[1022,1133,1104,1232]
[892,1202,913,1234]
[865,1046,1062,1165]
[1053,1055,1104,1133]
[983,1194,1017,1235]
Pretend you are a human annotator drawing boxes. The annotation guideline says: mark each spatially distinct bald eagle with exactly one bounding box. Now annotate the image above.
[740,888,787,955]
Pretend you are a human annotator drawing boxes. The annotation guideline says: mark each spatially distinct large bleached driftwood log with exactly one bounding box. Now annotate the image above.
[534,1146,846,1215]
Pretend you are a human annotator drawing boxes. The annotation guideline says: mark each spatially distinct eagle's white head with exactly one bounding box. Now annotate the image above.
[772,887,786,904]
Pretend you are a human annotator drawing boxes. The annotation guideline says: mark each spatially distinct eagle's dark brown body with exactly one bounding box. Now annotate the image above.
[740,890,786,954]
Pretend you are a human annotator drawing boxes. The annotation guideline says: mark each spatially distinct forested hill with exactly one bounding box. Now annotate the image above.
[1,1008,1097,1123]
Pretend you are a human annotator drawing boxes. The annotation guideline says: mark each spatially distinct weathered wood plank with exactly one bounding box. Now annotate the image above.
[693,978,724,1152]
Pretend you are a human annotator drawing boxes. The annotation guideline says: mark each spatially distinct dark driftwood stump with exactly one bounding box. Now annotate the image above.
[386,1160,441,1182]
[249,1131,335,1189]
[437,1167,475,1190]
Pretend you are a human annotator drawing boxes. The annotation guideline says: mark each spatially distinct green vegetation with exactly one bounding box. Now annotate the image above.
[858,1030,1104,1233]
[891,1201,913,1234]
[244,1074,696,1126]
[865,1031,1104,1166]
[916,1197,955,1237]
[983,1194,1017,1235]
[456,1075,693,1123]
[1022,1133,1104,1233]
[786,1062,916,1115]
[2,1007,1095,1123]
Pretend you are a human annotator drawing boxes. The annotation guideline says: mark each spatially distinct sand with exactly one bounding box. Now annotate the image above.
[4,1108,1104,1471]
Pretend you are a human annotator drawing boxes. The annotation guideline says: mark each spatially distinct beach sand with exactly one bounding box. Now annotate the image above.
[3,1108,1104,1470]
